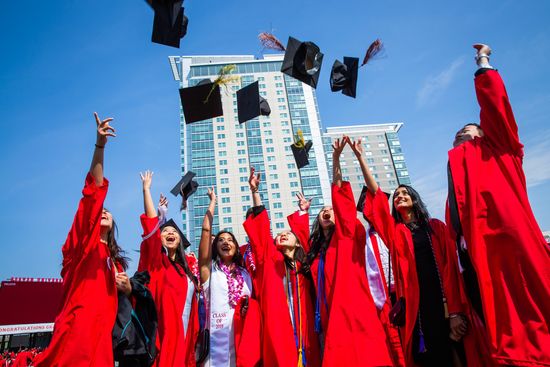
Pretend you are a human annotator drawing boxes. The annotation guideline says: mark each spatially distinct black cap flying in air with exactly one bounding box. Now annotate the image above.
[170,171,199,210]
[290,130,314,169]
[281,36,324,89]
[236,81,271,124]
[148,0,188,48]
[330,57,359,98]
[179,79,223,124]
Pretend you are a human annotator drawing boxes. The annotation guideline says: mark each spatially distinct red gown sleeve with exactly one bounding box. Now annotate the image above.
[287,210,310,252]
[363,187,396,251]
[61,173,109,275]
[476,69,523,156]
[331,181,358,239]
[243,209,275,275]
[431,219,464,315]
[138,214,162,272]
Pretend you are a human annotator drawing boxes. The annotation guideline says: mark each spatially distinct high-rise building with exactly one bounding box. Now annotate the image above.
[323,123,411,201]
[168,54,331,252]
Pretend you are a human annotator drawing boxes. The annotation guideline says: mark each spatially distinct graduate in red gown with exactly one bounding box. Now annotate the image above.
[34,113,129,367]
[355,133,494,367]
[287,193,405,367]
[138,171,199,367]
[447,44,550,366]
[198,188,260,367]
[243,167,321,367]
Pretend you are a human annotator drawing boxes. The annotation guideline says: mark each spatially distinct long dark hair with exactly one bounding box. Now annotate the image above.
[212,230,244,268]
[390,184,431,230]
[104,211,129,271]
[279,231,308,274]
[305,210,334,272]
[170,243,197,287]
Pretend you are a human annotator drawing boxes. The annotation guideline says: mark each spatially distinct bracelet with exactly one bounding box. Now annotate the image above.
[251,187,259,194]
[449,313,463,319]
[95,144,105,149]
[475,53,490,62]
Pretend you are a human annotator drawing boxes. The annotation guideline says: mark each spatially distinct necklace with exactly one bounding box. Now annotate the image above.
[218,261,245,308]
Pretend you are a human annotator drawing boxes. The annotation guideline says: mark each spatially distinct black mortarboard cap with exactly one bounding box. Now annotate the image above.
[356,186,391,212]
[170,171,199,209]
[150,0,188,48]
[290,140,313,169]
[281,37,324,89]
[179,79,223,124]
[160,218,192,249]
[236,81,271,124]
[330,57,359,98]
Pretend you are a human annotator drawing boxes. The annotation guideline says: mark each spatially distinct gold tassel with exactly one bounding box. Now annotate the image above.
[297,348,304,367]
[203,64,241,103]
[293,129,305,148]
[443,297,449,319]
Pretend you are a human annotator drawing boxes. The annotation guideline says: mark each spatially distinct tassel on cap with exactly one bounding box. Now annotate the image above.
[258,32,286,51]
[361,39,384,67]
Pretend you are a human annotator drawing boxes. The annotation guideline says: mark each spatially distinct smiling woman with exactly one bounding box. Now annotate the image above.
[198,188,259,367]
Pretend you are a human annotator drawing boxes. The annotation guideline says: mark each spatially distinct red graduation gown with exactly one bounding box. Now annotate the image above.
[365,187,491,367]
[243,209,322,367]
[34,173,118,367]
[11,351,32,367]
[233,296,262,367]
[447,69,550,366]
[138,215,199,367]
[287,210,405,367]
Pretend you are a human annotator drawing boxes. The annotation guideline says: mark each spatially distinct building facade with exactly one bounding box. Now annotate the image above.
[323,123,411,201]
[168,54,331,252]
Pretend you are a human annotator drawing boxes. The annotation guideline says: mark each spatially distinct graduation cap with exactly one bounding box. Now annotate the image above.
[356,186,391,212]
[281,36,324,89]
[236,81,271,123]
[149,0,188,48]
[179,79,223,124]
[170,171,199,210]
[330,57,359,98]
[160,218,192,249]
[290,130,313,169]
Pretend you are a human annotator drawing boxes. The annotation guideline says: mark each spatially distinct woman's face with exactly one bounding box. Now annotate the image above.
[216,232,237,260]
[161,226,181,250]
[100,209,113,230]
[318,206,335,229]
[393,187,413,212]
[275,230,299,250]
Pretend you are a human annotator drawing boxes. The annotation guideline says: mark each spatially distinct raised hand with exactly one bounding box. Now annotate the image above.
[158,193,168,208]
[332,136,348,159]
[140,170,153,191]
[94,112,116,147]
[115,272,132,296]
[296,192,312,212]
[157,193,168,221]
[248,166,261,192]
[473,43,491,56]
[207,187,217,204]
[349,138,364,158]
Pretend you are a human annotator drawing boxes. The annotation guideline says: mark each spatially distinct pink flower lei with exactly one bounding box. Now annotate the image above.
[218,261,245,308]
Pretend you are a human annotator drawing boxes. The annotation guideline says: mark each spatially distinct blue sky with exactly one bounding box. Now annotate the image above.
[1,0,549,280]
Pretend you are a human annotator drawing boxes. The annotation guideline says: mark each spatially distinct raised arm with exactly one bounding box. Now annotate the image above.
[90,112,116,186]
[473,44,523,155]
[331,136,347,188]
[249,167,262,207]
[140,170,157,218]
[349,138,379,194]
[199,188,216,284]
[287,193,312,252]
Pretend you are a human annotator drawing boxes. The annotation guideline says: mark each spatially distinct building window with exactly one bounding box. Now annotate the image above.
[219,160,227,165]
[290,182,299,187]
[386,173,393,178]
[272,193,281,199]
[221,188,230,193]
[223,217,232,224]
[237,141,245,146]
[236,132,244,138]
[222,207,232,214]
[220,169,228,174]
[239,167,248,173]
[221,197,230,203]
[218,142,226,148]
[268,164,277,170]
[241,186,248,192]
[238,150,246,155]
[275,222,285,229]
[219,151,227,157]
[378,143,386,147]
[240,176,248,182]
[267,156,275,162]
[242,195,250,201]
[271,183,280,189]
[274,212,283,219]
[273,202,282,208]
[288,163,296,169]
[216,125,225,130]
[269,174,279,180]
[220,178,229,184]
[266,147,274,153]
[289,172,297,178]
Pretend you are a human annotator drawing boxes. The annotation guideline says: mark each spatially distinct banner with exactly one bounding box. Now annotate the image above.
[0,323,54,336]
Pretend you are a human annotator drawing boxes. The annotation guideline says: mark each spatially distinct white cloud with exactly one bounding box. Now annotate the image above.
[416,57,465,107]
[524,133,550,188]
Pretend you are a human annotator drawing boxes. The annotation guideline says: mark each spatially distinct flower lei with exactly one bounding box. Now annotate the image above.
[218,261,245,308]
[244,243,256,273]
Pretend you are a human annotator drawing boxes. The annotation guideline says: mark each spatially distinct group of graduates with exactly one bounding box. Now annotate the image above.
[29,44,549,367]
[0,348,42,367]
